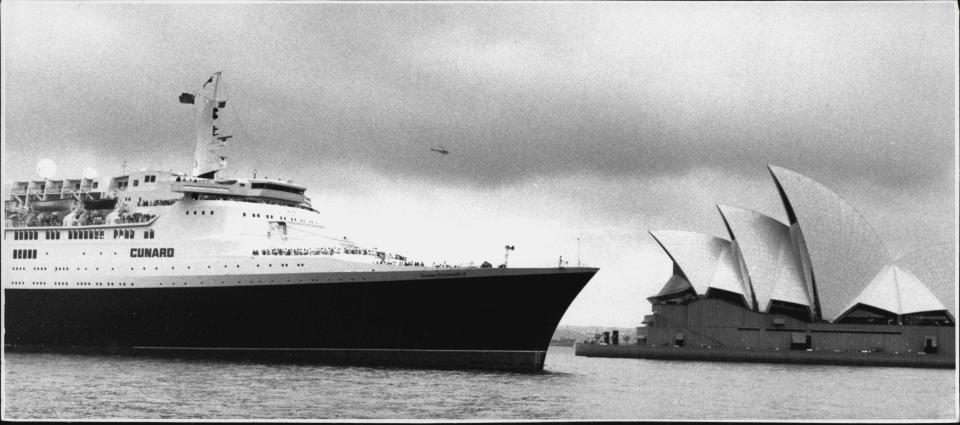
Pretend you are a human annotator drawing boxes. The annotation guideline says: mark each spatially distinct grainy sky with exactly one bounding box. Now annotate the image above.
[2,1,956,326]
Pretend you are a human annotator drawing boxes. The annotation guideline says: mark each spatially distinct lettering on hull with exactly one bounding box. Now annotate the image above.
[130,248,175,258]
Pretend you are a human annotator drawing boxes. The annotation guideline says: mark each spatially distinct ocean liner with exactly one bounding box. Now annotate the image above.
[2,73,598,371]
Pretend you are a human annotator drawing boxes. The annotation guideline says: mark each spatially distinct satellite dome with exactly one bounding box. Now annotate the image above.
[36,159,57,179]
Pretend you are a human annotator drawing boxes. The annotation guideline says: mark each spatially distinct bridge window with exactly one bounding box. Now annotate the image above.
[250,182,306,195]
[132,179,139,187]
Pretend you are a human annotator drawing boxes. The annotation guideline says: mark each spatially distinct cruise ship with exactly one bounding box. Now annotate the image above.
[2,73,599,371]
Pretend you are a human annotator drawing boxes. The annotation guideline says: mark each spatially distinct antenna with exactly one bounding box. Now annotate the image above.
[503,245,515,267]
[577,235,581,267]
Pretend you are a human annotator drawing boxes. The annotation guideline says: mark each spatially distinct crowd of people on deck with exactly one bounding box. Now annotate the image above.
[137,199,178,207]
[251,246,424,267]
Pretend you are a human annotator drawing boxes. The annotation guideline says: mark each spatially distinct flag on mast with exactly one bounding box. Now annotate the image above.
[203,76,214,88]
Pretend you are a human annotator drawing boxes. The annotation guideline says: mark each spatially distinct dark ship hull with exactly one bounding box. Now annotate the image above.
[5,268,597,371]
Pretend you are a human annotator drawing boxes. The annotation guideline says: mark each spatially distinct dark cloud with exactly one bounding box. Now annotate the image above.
[3,3,954,194]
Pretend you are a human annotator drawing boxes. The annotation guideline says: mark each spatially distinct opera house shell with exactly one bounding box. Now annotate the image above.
[637,165,954,364]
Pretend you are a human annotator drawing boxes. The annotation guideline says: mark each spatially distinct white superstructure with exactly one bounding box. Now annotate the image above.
[3,73,446,292]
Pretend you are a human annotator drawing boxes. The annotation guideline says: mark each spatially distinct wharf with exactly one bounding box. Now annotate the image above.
[575,343,956,369]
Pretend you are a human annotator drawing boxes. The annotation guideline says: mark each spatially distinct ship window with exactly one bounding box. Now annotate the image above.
[193,211,197,215]
[93,182,99,189]
[133,179,139,187]
[185,211,189,215]
[202,211,205,215]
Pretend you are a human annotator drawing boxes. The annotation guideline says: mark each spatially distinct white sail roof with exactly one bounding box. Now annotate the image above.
[650,230,726,295]
[767,235,811,308]
[768,165,891,321]
[717,205,810,312]
[841,265,947,316]
[709,243,751,307]
[893,243,956,318]
[650,230,751,308]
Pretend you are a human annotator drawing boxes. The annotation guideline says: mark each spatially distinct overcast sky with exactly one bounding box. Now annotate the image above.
[2,1,956,326]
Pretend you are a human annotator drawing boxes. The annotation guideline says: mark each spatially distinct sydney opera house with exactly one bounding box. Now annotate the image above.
[637,166,955,363]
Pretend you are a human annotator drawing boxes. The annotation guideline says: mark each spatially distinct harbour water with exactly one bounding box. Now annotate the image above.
[3,346,956,420]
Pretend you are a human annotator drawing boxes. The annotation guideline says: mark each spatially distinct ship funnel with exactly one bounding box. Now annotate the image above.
[186,72,229,179]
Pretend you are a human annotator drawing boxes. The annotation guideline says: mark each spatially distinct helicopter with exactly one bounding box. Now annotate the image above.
[430,146,450,155]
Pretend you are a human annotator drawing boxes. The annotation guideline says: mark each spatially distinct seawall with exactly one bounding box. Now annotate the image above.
[575,343,956,369]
